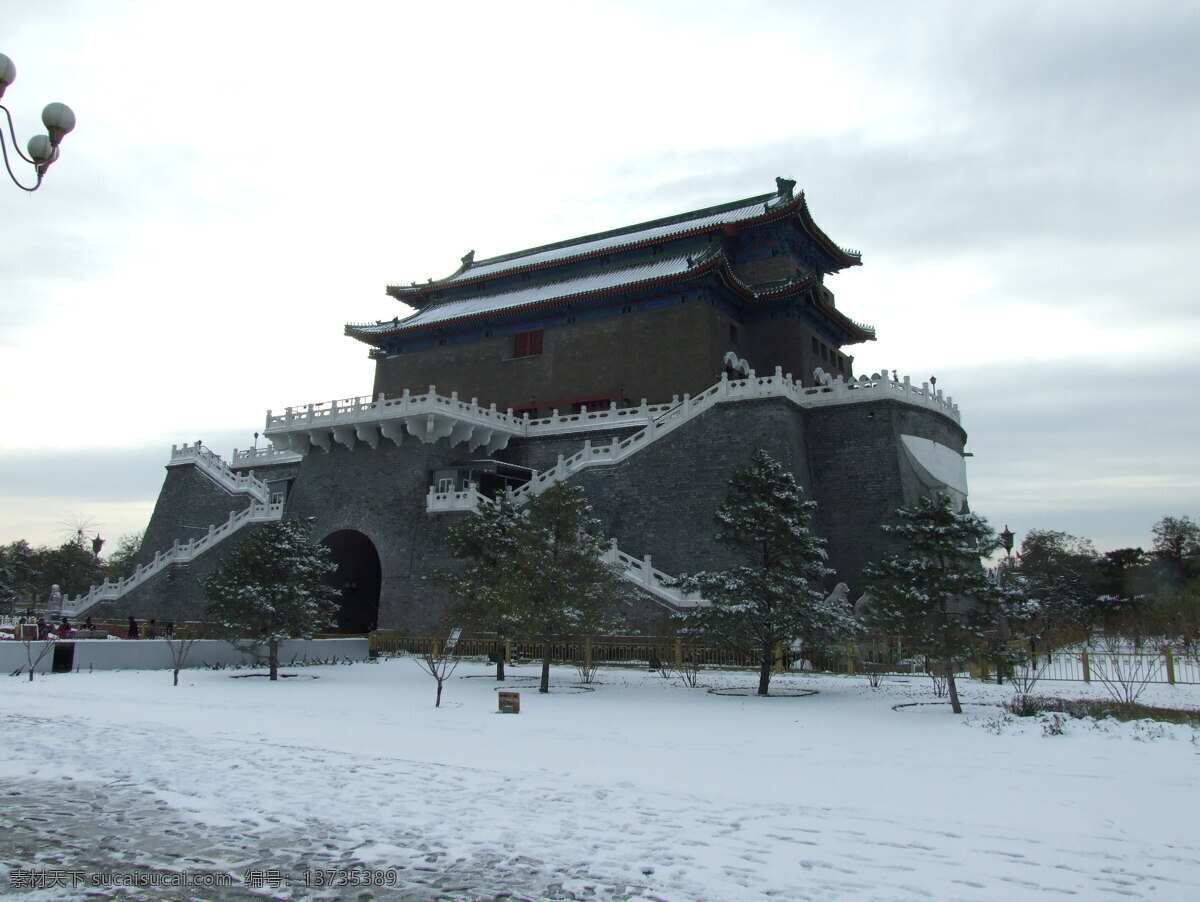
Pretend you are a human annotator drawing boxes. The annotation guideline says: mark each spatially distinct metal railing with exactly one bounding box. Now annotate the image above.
[1006,647,1199,686]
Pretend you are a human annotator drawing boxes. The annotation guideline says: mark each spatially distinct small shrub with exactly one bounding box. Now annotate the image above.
[676,652,703,688]
[980,711,1015,734]
[1131,721,1168,742]
[1041,713,1067,737]
[1002,695,1200,727]
[862,662,888,689]
[1008,693,1042,718]
[575,658,600,685]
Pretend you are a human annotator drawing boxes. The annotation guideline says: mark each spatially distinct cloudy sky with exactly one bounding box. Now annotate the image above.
[2,0,1197,559]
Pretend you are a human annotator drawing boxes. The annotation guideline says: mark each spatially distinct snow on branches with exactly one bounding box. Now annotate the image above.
[677,449,851,696]
[862,493,1015,712]
[201,519,341,680]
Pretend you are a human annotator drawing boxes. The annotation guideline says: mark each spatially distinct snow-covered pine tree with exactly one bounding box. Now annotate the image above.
[439,494,525,680]
[443,483,626,693]
[677,449,849,696]
[505,483,627,693]
[0,539,38,614]
[201,519,341,680]
[862,493,1010,713]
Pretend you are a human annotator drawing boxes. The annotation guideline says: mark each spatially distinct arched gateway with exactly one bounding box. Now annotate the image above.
[320,530,382,633]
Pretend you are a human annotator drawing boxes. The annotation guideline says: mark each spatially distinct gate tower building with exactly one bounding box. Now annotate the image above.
[72,178,968,634]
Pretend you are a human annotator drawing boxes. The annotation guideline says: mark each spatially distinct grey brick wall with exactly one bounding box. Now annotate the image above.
[137,466,255,567]
[93,522,271,623]
[281,438,466,635]
[119,395,965,634]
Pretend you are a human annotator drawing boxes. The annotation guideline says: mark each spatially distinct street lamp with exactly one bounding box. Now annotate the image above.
[991,525,1017,685]
[999,525,1015,557]
[0,52,76,192]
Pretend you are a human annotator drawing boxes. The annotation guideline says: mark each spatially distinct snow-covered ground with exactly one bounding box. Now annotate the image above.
[2,657,1198,901]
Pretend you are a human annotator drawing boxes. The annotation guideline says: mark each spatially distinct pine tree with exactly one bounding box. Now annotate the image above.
[441,482,627,693]
[202,519,341,680]
[677,449,849,696]
[862,493,1010,713]
[439,494,524,680]
[1,540,39,616]
[510,483,627,692]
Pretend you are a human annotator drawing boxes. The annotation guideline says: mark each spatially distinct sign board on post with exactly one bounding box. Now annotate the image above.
[442,628,462,657]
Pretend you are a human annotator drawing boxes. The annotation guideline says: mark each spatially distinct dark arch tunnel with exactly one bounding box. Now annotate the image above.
[320,529,382,633]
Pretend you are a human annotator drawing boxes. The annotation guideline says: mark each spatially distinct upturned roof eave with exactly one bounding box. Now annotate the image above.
[350,253,731,344]
[348,249,872,345]
[385,189,809,305]
[715,268,873,344]
[795,194,863,269]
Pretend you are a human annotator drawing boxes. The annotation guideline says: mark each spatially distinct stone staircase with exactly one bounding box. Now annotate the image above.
[168,441,272,502]
[68,368,955,618]
[426,367,956,610]
[63,501,284,617]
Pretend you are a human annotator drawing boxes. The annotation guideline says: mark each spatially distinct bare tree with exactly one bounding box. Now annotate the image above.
[1007,653,1053,716]
[166,624,205,686]
[675,647,703,688]
[20,634,56,681]
[862,662,888,690]
[573,645,601,685]
[1087,611,1164,707]
[413,630,462,707]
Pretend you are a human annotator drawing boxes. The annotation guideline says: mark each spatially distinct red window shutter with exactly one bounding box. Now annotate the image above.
[513,332,529,357]
[529,330,544,355]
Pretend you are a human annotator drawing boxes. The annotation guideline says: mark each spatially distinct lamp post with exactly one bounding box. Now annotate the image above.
[993,525,1016,684]
[0,52,76,192]
[999,525,1015,557]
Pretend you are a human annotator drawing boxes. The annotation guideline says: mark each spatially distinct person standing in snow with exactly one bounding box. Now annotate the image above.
[128,616,140,639]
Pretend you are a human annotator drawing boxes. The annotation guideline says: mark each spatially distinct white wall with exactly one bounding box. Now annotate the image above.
[0,638,369,675]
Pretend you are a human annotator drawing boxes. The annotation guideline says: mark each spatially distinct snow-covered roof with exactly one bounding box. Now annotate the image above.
[433,195,789,286]
[353,250,707,336]
[385,179,859,301]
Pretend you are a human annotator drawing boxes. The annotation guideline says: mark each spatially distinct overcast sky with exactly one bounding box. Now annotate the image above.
[2,0,1197,560]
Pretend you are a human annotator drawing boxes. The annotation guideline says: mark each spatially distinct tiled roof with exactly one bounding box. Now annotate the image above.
[351,250,709,337]
[388,187,807,296]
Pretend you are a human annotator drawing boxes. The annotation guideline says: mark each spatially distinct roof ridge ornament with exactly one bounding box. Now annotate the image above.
[460,250,475,267]
[775,177,796,199]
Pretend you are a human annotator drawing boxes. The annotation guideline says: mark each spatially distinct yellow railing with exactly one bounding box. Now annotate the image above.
[370,633,770,670]
[370,633,1200,685]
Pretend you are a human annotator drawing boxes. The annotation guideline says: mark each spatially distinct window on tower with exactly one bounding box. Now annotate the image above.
[512,329,544,358]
